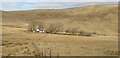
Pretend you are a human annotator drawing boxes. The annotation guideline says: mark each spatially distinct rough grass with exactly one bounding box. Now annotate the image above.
[2,4,118,56]
[2,26,118,56]
[2,4,118,36]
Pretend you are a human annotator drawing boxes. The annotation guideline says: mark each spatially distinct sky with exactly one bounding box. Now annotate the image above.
[1,0,119,2]
[0,0,119,11]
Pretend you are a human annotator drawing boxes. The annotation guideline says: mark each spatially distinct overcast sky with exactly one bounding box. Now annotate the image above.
[0,0,119,11]
[1,0,119,2]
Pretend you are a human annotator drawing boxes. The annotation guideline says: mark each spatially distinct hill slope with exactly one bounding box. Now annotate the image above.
[2,4,118,35]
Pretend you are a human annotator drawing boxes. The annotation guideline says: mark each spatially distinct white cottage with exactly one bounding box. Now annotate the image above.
[36,28,45,33]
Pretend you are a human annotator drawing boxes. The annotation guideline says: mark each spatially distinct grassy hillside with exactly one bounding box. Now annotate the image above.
[2,4,118,35]
[2,4,118,56]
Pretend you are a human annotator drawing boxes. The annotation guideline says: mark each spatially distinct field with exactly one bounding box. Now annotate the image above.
[2,26,118,56]
[2,4,118,56]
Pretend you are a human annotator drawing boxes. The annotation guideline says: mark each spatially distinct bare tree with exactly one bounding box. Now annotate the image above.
[47,22,63,34]
[37,21,44,30]
[66,27,78,35]
[79,30,92,37]
[28,20,44,32]
[28,21,36,32]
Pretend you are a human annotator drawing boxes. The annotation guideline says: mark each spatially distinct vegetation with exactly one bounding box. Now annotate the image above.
[47,22,63,34]
[65,27,78,35]
[2,4,118,36]
[28,21,100,37]
[2,4,118,56]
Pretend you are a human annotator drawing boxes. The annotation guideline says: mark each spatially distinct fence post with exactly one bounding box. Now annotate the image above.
[44,51,46,58]
[57,53,59,58]
[42,51,43,58]
[50,50,52,58]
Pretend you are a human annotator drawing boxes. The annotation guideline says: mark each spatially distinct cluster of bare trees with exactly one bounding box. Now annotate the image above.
[66,27,78,35]
[28,21,96,37]
[47,22,63,34]
[28,21,63,34]
[28,21,44,32]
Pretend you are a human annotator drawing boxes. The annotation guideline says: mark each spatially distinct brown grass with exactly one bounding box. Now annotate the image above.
[2,26,118,56]
[2,4,118,35]
[2,4,118,56]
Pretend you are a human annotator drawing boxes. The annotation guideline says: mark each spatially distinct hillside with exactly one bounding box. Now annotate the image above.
[2,4,118,56]
[2,4,118,35]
